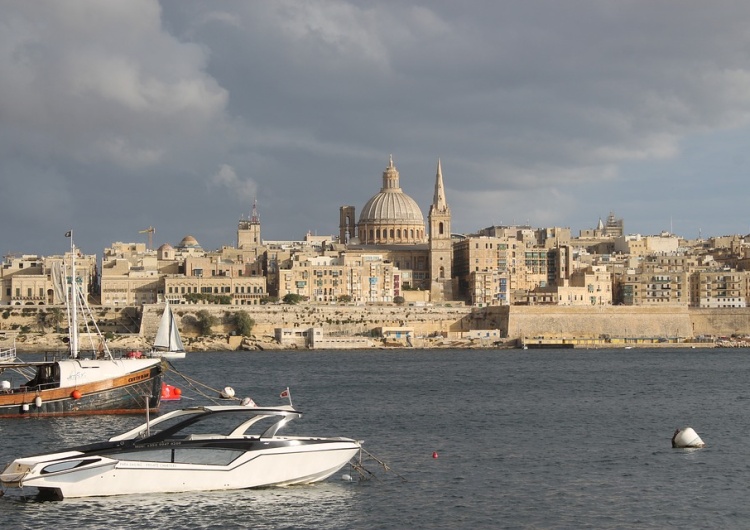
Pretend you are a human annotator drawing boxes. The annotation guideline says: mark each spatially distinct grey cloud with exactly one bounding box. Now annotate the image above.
[3,0,750,257]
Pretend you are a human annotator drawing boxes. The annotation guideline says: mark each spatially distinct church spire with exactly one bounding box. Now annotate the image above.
[432,158,448,212]
[428,157,453,302]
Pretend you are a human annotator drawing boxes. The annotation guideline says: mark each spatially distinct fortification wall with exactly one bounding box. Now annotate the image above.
[3,304,749,353]
[688,308,750,337]
[145,303,474,339]
[501,306,693,339]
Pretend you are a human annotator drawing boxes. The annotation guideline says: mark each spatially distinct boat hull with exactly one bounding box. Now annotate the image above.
[0,363,163,418]
[2,439,360,498]
[148,351,186,360]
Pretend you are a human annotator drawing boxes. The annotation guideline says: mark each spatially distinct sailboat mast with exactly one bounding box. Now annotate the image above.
[69,231,79,358]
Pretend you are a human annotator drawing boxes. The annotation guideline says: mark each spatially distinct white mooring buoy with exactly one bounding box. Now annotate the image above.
[671,427,705,448]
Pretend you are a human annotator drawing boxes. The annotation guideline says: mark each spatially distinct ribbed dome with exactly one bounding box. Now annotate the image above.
[358,190,424,223]
[356,156,427,245]
[358,156,424,223]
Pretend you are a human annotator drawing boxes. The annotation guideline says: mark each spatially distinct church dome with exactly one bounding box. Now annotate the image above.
[177,235,201,249]
[359,189,424,223]
[357,156,426,245]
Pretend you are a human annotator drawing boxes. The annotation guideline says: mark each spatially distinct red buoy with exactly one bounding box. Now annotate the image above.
[160,383,182,401]
[432,451,439,459]
[71,390,82,400]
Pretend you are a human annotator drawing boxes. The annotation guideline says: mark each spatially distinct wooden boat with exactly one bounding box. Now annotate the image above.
[0,232,163,418]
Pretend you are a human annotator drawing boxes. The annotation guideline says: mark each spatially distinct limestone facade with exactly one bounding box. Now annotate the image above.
[1,252,97,306]
[276,253,398,303]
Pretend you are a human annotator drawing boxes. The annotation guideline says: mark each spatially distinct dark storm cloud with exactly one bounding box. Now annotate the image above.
[3,0,750,257]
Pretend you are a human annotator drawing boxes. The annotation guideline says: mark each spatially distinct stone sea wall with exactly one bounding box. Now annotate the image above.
[1,304,749,352]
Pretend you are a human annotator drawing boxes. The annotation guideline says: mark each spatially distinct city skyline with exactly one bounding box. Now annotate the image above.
[3,2,750,257]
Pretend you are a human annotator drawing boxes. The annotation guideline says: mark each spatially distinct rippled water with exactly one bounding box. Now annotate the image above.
[2,348,750,529]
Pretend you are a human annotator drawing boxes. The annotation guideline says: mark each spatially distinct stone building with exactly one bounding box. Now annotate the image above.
[620,270,690,306]
[340,156,454,302]
[100,234,268,306]
[614,232,680,256]
[1,251,97,306]
[276,253,397,303]
[453,235,515,305]
[690,270,747,308]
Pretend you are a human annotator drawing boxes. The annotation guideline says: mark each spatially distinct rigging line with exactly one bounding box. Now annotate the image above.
[164,360,239,405]
[358,447,408,482]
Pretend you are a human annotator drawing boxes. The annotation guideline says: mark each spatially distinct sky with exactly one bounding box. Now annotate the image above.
[3,1,750,258]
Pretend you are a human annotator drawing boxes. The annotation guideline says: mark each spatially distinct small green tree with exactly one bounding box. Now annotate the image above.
[234,311,255,336]
[283,293,304,305]
[196,309,217,336]
[393,295,406,305]
[337,295,352,303]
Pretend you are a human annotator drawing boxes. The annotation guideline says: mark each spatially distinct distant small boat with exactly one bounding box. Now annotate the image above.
[147,301,186,360]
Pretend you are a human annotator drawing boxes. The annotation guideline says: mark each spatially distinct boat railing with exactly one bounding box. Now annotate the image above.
[0,346,17,363]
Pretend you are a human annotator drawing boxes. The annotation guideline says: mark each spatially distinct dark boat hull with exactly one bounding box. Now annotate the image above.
[0,364,163,418]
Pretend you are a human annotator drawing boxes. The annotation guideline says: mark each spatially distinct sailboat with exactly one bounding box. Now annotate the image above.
[147,301,186,360]
[0,232,164,418]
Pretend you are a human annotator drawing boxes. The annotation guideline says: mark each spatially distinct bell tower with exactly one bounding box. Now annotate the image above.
[428,159,453,301]
[238,198,262,249]
[339,206,356,244]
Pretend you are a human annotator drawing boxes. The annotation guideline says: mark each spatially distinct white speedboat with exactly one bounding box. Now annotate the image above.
[0,404,361,500]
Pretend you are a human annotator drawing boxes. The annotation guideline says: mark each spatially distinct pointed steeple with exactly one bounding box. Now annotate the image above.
[427,157,453,302]
[432,158,448,212]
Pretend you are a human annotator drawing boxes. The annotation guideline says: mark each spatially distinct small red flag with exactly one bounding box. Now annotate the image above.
[280,389,289,398]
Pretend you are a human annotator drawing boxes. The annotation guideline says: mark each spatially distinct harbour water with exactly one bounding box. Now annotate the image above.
[1,348,750,529]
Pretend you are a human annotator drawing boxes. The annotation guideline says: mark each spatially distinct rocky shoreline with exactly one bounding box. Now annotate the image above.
[4,332,738,354]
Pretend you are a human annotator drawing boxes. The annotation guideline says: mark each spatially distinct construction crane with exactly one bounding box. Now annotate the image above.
[139,226,155,250]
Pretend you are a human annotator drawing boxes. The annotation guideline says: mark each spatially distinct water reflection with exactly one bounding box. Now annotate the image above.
[2,482,361,530]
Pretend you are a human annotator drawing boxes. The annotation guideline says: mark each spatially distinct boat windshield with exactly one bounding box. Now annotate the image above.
[110,407,301,443]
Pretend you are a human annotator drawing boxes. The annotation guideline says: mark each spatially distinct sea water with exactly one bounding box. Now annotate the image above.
[1,348,749,529]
